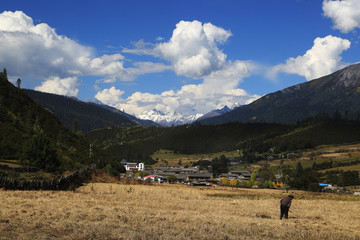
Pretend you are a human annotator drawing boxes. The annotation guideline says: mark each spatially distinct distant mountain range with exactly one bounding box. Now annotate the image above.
[137,109,203,126]
[137,104,242,126]
[25,90,158,132]
[198,63,360,125]
[23,63,360,128]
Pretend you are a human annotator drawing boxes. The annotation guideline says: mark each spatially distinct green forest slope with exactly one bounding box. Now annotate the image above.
[0,69,103,171]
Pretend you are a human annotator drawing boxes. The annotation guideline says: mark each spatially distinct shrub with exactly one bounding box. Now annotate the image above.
[166,175,177,183]
[103,164,120,176]
[134,171,150,179]
[263,180,272,188]
[242,180,252,188]
[20,133,60,172]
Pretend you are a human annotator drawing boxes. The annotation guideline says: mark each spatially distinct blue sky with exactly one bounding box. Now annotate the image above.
[1,0,360,116]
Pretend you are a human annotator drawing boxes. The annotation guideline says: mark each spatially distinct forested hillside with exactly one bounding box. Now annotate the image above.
[86,116,360,164]
[86,123,289,163]
[25,89,157,132]
[0,69,106,171]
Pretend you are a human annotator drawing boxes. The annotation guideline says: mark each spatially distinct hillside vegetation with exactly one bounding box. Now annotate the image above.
[85,122,289,163]
[86,116,360,164]
[25,89,155,133]
[0,69,106,172]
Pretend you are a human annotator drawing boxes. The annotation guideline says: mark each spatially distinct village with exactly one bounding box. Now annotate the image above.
[119,160,342,192]
[121,160,258,186]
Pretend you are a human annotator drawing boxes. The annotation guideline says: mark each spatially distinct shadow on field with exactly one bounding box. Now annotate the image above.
[256,213,272,219]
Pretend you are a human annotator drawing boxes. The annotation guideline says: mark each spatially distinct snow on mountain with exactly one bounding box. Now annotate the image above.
[230,103,243,110]
[137,109,203,126]
[137,105,243,126]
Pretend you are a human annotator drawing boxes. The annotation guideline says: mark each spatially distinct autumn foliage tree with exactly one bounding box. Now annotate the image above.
[220,177,230,185]
[230,179,239,186]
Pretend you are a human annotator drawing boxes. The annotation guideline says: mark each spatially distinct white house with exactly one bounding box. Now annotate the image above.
[122,162,145,171]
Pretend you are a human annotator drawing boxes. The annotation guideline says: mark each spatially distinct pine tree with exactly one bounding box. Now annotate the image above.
[16,78,21,88]
[295,162,304,177]
[2,68,7,80]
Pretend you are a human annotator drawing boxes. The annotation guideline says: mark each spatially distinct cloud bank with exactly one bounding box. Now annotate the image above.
[96,83,260,117]
[323,0,360,33]
[270,35,351,80]
[0,11,167,96]
[1,12,257,115]
[97,20,259,116]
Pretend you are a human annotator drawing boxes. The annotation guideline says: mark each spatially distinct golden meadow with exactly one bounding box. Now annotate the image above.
[1,182,360,240]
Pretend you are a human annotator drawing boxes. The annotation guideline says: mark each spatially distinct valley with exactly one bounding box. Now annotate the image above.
[2,2,360,239]
[3,63,360,192]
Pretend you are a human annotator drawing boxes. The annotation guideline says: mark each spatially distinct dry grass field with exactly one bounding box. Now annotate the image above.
[1,183,360,240]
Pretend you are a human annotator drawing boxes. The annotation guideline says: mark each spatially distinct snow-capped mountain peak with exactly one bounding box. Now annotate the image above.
[137,109,203,126]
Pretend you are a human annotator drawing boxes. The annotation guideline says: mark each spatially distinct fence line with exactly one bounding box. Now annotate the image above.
[0,164,96,190]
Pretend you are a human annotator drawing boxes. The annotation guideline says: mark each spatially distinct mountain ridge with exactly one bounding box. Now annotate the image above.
[198,63,360,125]
[198,105,243,121]
[24,89,158,132]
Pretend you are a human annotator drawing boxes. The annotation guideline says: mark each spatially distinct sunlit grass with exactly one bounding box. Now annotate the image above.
[1,183,360,239]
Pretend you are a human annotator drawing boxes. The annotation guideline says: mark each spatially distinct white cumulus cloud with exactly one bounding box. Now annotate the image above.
[96,84,260,117]
[323,0,360,33]
[155,20,231,79]
[95,86,125,106]
[35,76,80,96]
[113,20,259,116]
[270,35,351,80]
[95,59,259,117]
[0,11,168,96]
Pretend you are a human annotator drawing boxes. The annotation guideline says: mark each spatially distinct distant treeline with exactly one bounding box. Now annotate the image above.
[86,114,360,164]
[86,122,288,163]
